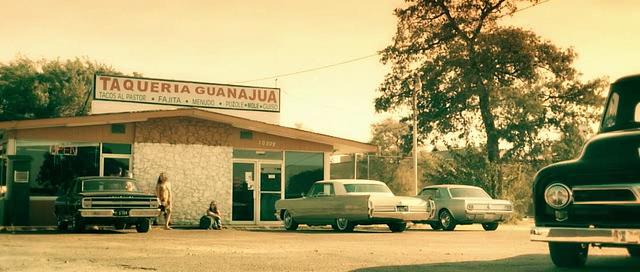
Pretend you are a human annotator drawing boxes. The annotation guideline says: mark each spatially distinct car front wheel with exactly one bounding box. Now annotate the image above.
[334,217,355,232]
[283,210,299,231]
[548,242,588,268]
[439,210,456,231]
[388,222,407,232]
[136,219,151,233]
[482,222,499,231]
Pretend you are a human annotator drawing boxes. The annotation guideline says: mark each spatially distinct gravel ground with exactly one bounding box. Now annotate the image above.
[1,223,639,272]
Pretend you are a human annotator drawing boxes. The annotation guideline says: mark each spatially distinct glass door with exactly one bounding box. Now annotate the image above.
[258,163,282,222]
[232,162,255,222]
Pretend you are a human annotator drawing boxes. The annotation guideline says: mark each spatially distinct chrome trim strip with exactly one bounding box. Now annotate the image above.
[531,226,640,245]
[572,184,639,205]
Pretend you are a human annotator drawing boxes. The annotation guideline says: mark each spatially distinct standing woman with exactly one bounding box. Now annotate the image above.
[156,172,172,230]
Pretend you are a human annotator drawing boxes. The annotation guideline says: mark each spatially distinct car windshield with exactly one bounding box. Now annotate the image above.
[449,187,491,198]
[343,183,391,193]
[82,179,140,192]
[600,78,640,132]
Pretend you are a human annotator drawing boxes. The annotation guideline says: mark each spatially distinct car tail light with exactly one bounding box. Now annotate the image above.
[82,198,92,208]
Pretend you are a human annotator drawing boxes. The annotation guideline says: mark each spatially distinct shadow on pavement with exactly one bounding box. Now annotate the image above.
[351,254,640,272]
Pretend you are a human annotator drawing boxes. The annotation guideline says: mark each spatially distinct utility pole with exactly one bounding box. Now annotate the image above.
[412,74,422,196]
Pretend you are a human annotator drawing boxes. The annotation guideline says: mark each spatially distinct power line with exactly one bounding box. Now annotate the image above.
[233,0,550,86]
[232,53,378,84]
[513,0,552,14]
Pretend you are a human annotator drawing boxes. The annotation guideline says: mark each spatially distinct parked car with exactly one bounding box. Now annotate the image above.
[414,184,513,231]
[274,179,434,232]
[54,176,161,233]
[530,74,640,267]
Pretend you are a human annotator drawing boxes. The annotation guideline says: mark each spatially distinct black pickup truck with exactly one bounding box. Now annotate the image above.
[530,74,640,267]
[54,176,160,233]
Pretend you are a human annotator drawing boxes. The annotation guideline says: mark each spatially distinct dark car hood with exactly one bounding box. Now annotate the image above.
[78,192,157,198]
[579,128,640,163]
[534,128,640,190]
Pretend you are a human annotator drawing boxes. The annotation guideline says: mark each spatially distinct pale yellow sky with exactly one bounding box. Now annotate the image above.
[1,0,639,142]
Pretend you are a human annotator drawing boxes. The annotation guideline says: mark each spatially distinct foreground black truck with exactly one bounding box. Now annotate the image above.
[530,74,640,267]
[55,176,160,233]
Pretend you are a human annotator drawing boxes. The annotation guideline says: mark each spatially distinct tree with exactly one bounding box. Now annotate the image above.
[0,56,122,121]
[365,118,430,195]
[376,0,606,164]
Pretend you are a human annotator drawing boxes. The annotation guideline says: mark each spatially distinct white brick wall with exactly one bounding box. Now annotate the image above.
[132,143,232,225]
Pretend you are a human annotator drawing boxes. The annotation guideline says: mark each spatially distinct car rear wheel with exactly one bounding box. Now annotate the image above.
[283,210,299,231]
[439,210,456,231]
[335,217,355,232]
[548,242,588,268]
[482,222,499,231]
[136,219,151,233]
[388,222,407,232]
[628,246,640,257]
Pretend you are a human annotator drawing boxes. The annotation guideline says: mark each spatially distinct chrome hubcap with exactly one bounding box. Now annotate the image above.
[336,218,348,229]
[440,213,450,227]
[284,212,292,227]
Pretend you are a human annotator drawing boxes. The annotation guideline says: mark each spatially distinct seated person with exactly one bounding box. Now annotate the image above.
[200,200,222,230]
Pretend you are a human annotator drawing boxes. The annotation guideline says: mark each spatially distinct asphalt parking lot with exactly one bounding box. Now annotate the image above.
[1,223,639,272]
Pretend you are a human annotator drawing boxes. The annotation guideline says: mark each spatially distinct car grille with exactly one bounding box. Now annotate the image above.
[87,196,158,208]
[572,186,638,204]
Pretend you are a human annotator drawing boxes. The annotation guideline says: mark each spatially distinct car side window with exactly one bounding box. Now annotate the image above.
[435,189,442,199]
[322,184,335,196]
[307,184,321,197]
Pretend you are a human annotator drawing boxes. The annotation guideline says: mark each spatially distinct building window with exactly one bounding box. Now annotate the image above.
[101,143,132,177]
[284,151,323,199]
[102,143,132,154]
[16,141,100,196]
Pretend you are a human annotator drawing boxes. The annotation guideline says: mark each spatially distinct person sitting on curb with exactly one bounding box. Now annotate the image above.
[200,200,222,230]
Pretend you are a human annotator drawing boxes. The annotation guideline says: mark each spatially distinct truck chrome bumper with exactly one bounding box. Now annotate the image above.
[531,226,640,245]
[79,209,160,218]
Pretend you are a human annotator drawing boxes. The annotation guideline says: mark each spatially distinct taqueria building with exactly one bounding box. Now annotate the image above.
[0,75,376,226]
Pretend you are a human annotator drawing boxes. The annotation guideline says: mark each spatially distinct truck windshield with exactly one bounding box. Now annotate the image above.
[344,184,391,193]
[449,188,491,198]
[82,179,140,192]
[600,77,640,132]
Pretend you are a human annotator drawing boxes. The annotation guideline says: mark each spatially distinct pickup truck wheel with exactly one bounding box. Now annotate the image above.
[429,223,442,230]
[70,216,84,233]
[548,242,588,268]
[57,217,69,231]
[136,219,151,233]
[388,222,407,232]
[627,246,640,257]
[439,210,456,231]
[482,222,499,231]
[283,210,299,231]
[335,217,355,232]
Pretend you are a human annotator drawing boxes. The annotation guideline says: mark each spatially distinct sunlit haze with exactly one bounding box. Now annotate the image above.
[2,0,639,142]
